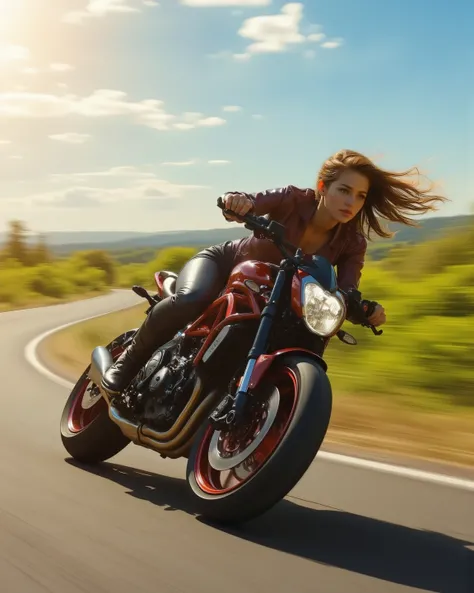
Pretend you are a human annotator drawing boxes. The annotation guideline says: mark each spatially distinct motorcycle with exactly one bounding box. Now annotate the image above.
[60,197,382,524]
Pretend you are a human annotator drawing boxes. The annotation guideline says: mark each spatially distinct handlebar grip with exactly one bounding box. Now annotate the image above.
[217,195,257,225]
[361,299,377,318]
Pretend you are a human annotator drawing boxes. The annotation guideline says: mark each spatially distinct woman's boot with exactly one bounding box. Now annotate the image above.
[101,305,164,397]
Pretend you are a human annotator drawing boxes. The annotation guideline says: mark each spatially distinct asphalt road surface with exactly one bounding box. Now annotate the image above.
[1,291,472,593]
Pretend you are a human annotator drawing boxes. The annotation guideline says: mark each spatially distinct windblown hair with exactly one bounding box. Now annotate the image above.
[316,149,448,239]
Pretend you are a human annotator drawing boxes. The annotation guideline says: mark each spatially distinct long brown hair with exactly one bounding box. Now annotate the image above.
[316,149,448,239]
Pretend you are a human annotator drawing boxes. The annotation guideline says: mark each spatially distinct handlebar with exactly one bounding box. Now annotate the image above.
[217,196,298,255]
[217,196,383,336]
[341,289,384,335]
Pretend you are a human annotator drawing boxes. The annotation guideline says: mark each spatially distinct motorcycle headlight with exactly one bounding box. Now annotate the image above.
[302,281,346,337]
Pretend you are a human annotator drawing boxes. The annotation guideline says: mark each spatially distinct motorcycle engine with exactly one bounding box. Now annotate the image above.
[140,354,195,430]
[142,366,174,426]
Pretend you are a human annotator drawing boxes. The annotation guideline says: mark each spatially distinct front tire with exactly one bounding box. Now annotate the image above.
[60,336,134,463]
[186,354,332,525]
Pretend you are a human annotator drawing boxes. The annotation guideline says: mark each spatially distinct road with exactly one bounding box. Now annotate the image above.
[0,290,472,593]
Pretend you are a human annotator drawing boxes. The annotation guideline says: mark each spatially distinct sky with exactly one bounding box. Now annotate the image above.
[0,0,472,233]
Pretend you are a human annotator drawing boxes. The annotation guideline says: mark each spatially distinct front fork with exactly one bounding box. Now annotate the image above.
[209,265,288,430]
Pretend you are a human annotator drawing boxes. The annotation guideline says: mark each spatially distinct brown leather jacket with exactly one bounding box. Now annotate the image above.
[227,184,368,292]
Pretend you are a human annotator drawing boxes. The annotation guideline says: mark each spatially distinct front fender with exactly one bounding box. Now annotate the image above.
[248,348,327,391]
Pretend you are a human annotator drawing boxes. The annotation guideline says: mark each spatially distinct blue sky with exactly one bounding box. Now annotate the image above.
[0,0,472,233]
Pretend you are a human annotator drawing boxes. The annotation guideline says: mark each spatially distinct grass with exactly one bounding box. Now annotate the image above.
[39,302,148,379]
[41,304,474,469]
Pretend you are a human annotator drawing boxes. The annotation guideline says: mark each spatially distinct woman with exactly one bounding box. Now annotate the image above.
[101,149,446,397]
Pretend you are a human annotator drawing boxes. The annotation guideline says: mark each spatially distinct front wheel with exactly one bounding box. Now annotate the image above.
[186,354,332,525]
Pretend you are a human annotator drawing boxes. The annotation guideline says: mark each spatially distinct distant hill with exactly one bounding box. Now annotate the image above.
[46,226,254,255]
[367,214,473,260]
[1,214,471,259]
[380,214,473,244]
[0,230,153,247]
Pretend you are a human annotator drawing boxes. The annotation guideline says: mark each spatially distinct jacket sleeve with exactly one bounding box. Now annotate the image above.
[336,235,367,293]
[243,186,294,216]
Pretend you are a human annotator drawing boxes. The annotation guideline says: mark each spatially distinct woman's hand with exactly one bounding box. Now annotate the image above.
[367,303,386,327]
[222,192,253,221]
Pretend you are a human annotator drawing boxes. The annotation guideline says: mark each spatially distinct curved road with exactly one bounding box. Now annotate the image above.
[1,291,472,593]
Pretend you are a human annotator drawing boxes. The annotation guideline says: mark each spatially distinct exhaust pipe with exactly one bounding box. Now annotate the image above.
[89,350,220,457]
[138,389,220,452]
[109,405,140,442]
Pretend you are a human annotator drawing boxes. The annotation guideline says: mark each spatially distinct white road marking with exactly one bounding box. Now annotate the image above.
[318,452,474,491]
[24,311,474,492]
[24,309,127,389]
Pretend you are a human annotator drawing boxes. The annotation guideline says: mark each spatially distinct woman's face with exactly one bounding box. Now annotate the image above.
[320,168,369,223]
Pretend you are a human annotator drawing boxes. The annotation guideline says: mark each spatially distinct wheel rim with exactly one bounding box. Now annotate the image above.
[67,346,123,434]
[194,367,298,495]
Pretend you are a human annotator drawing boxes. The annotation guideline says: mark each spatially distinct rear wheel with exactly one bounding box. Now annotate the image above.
[60,338,132,463]
[186,354,332,525]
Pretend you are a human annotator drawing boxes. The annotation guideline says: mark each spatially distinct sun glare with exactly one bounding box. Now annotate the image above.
[0,0,23,32]
[0,0,16,19]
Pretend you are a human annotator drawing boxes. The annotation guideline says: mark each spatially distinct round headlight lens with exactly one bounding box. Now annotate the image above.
[302,282,345,336]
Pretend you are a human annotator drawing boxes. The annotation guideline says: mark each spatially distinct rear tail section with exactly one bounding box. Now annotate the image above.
[154,271,178,299]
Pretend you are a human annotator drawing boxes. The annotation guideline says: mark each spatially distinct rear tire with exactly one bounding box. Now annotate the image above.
[186,354,332,525]
[60,334,134,463]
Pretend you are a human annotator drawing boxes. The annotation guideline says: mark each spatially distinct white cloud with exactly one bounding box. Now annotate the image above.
[197,116,226,127]
[63,0,140,25]
[208,160,230,165]
[223,105,242,112]
[0,92,71,117]
[233,53,252,61]
[321,39,344,49]
[15,63,75,76]
[161,160,197,166]
[237,3,306,55]
[50,63,75,72]
[0,89,226,131]
[252,114,263,119]
[0,44,30,63]
[143,0,159,5]
[307,33,325,43]
[232,3,342,59]
[0,140,12,145]
[181,1,270,5]
[27,176,208,209]
[10,155,23,160]
[50,166,157,183]
[172,111,226,129]
[173,123,195,130]
[49,133,92,144]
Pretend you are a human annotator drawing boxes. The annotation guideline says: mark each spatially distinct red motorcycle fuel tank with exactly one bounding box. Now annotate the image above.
[225,260,278,292]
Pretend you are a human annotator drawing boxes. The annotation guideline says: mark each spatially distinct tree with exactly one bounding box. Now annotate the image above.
[29,234,52,265]
[78,250,117,285]
[4,220,29,264]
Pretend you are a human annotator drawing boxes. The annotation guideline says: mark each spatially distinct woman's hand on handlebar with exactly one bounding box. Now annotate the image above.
[366,303,386,327]
[221,192,253,222]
